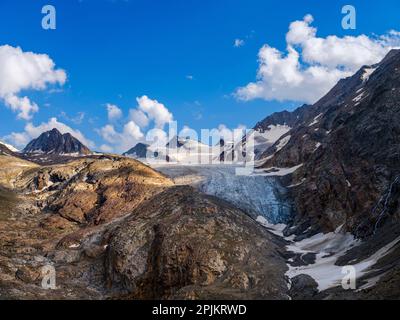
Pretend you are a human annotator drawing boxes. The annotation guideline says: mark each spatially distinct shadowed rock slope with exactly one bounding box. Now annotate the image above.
[23,128,91,156]
[105,186,288,300]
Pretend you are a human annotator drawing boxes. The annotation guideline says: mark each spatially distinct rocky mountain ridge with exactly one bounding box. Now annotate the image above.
[0,143,17,157]
[23,128,91,156]
[258,49,400,239]
[123,143,150,158]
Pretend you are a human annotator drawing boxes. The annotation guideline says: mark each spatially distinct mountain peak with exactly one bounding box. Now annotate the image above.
[50,128,61,133]
[380,48,400,64]
[123,143,149,158]
[23,128,91,156]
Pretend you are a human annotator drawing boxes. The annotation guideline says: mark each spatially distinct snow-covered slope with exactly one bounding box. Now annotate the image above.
[166,137,213,163]
[0,141,19,153]
[224,125,291,162]
[128,137,225,165]
[126,125,291,165]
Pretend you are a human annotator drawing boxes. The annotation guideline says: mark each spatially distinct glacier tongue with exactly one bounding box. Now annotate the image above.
[153,164,292,224]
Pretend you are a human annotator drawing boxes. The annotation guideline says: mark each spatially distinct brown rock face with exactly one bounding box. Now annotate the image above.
[105,186,288,300]
[0,154,175,299]
[16,155,174,225]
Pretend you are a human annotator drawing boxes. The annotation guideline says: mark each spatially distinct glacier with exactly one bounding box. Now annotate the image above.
[153,164,292,224]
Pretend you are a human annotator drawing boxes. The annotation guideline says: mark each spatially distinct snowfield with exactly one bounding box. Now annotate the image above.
[0,141,19,152]
[285,231,400,291]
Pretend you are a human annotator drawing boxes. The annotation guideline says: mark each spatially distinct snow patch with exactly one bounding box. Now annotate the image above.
[264,125,291,144]
[308,113,323,127]
[287,178,306,188]
[275,135,291,152]
[0,141,19,152]
[254,164,303,177]
[361,67,377,82]
[256,216,287,237]
[313,142,321,152]
[286,230,400,291]
[353,92,366,103]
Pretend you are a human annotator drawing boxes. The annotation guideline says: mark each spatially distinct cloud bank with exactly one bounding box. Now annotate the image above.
[136,95,173,129]
[236,15,400,104]
[106,103,123,121]
[0,45,66,120]
[98,96,173,153]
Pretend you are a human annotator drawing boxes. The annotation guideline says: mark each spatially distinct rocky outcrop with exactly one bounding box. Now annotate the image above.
[288,275,318,300]
[15,155,174,225]
[254,104,310,132]
[0,155,38,188]
[105,186,288,300]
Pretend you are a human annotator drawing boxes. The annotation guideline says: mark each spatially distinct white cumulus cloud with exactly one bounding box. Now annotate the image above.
[136,95,173,129]
[98,121,144,153]
[129,109,149,128]
[145,128,169,148]
[99,144,114,153]
[0,45,66,120]
[106,103,123,121]
[97,95,174,153]
[236,15,400,104]
[234,39,245,48]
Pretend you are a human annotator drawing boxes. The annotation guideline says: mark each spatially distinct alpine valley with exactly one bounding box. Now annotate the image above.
[2,50,400,300]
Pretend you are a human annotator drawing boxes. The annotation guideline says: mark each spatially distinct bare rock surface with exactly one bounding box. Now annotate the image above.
[105,186,289,300]
[23,128,91,156]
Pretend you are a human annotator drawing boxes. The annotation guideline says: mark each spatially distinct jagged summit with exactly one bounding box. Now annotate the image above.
[23,128,91,156]
[123,143,149,158]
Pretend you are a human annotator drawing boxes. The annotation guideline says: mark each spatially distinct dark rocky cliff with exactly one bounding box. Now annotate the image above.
[23,128,91,155]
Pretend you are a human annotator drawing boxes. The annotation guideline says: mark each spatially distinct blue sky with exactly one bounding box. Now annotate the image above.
[1,0,400,152]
